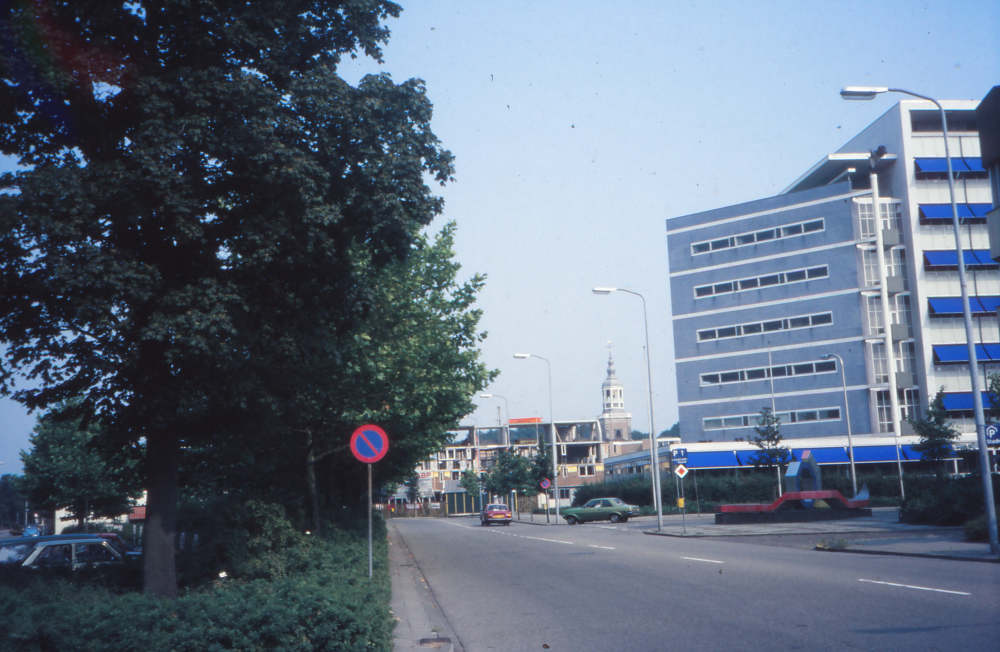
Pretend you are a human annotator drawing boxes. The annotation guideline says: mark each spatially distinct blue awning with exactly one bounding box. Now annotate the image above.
[735,450,757,466]
[791,448,850,464]
[941,392,994,411]
[929,296,1000,315]
[686,451,739,469]
[915,158,950,172]
[964,157,984,172]
[933,343,1000,362]
[919,203,994,220]
[971,203,992,217]
[924,250,996,267]
[852,446,901,463]
[901,444,954,461]
[929,298,965,314]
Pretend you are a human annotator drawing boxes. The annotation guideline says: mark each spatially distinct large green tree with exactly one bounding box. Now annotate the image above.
[748,407,791,471]
[18,406,142,532]
[0,1,452,598]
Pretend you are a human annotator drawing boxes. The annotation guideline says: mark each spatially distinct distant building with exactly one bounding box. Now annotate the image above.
[667,99,989,460]
[597,352,632,441]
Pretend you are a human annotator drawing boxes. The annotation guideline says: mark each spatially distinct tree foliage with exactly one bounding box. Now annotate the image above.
[909,388,959,475]
[17,405,142,531]
[748,407,790,470]
[0,1,454,598]
[484,449,532,502]
[458,469,482,497]
[0,474,25,527]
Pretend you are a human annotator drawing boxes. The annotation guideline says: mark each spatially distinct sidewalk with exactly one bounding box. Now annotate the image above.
[388,521,462,652]
[642,507,999,563]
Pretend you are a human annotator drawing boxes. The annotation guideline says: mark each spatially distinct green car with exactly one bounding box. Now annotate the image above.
[561,497,639,525]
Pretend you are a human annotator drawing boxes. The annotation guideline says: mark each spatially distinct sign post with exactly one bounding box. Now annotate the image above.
[674,463,689,534]
[351,424,389,578]
[540,479,551,523]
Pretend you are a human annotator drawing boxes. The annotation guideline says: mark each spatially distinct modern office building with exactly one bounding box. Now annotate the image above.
[667,99,992,453]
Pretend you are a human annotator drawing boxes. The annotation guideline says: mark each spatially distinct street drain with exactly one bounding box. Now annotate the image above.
[418,637,451,648]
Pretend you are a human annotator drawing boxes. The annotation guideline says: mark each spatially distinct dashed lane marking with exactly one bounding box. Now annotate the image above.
[445,520,574,545]
[858,579,970,595]
[682,557,724,564]
[589,545,615,550]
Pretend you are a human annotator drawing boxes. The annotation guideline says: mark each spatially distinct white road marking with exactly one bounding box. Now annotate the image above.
[589,545,615,550]
[682,557,724,564]
[858,579,970,595]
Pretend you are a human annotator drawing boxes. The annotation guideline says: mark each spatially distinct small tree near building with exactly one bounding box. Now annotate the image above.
[748,407,791,499]
[909,388,960,476]
[459,469,482,498]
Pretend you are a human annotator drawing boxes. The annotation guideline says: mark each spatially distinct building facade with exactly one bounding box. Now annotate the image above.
[668,100,992,449]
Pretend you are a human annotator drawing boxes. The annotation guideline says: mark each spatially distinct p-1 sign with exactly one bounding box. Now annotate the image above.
[987,424,1000,446]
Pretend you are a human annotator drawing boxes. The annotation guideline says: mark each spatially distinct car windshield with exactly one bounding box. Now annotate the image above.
[610,498,624,505]
[0,542,34,564]
[488,505,507,511]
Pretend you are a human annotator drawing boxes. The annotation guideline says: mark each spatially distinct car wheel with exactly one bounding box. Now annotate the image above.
[504,521,511,526]
[610,514,621,523]
[565,515,578,525]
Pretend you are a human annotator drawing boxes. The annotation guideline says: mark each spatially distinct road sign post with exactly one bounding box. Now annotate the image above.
[351,424,389,578]
[674,463,688,533]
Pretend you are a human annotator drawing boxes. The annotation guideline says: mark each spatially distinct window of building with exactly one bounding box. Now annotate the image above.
[690,218,824,255]
[700,359,837,386]
[875,389,920,433]
[694,266,828,299]
[697,312,833,342]
[703,407,841,431]
[579,465,595,477]
[559,489,570,500]
[866,294,912,337]
[855,199,903,238]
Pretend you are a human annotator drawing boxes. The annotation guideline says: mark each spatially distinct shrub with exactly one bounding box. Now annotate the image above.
[899,473,1000,527]
[0,500,393,651]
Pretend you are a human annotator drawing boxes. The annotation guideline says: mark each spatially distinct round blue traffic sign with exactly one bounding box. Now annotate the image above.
[351,425,389,463]
[540,478,551,490]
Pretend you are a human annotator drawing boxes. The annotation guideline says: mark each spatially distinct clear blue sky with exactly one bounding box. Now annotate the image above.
[2,1,998,473]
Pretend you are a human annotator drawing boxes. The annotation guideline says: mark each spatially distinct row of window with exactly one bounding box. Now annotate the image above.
[690,219,824,255]
[694,265,828,298]
[703,407,841,431]
[700,359,837,387]
[697,311,833,342]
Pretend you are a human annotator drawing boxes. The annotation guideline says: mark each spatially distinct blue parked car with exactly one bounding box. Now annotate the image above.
[22,525,43,537]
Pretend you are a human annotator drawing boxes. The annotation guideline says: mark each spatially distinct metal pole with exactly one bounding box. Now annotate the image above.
[870,165,906,499]
[824,353,857,495]
[544,358,559,522]
[594,288,663,530]
[367,463,373,579]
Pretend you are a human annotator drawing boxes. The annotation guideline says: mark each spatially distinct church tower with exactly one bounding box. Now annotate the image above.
[598,350,632,441]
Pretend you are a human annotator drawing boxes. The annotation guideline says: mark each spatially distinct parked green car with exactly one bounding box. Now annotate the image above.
[561,497,639,525]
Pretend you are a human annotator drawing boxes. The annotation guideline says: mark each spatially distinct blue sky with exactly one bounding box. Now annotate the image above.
[2,1,999,473]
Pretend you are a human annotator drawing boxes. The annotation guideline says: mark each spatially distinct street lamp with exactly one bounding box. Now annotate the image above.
[480,393,510,446]
[514,353,560,521]
[842,85,998,554]
[593,287,664,531]
[821,353,857,496]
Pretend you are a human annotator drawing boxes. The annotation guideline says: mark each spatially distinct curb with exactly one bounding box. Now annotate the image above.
[814,545,1000,564]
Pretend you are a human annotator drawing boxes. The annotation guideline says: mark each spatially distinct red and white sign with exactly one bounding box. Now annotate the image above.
[509,417,543,424]
[674,464,689,479]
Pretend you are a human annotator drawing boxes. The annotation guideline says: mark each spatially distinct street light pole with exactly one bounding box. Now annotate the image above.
[514,353,560,521]
[821,353,857,496]
[842,86,999,554]
[593,287,664,531]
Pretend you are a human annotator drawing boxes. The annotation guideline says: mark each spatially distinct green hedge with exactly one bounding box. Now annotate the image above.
[899,473,1000,528]
[0,500,393,652]
[580,471,909,512]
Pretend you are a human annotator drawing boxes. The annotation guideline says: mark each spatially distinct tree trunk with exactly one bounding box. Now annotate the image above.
[143,428,179,599]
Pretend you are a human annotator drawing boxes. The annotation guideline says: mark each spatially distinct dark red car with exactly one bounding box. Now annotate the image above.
[480,503,512,526]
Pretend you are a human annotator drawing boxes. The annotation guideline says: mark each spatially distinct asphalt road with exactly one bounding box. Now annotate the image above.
[393,517,1000,652]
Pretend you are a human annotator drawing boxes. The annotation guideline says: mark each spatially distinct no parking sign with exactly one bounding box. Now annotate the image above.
[351,424,389,463]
